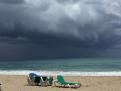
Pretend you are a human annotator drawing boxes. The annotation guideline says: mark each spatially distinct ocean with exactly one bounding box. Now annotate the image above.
[0,58,121,76]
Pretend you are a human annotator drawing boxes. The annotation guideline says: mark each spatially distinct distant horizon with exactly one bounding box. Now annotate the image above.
[0,57,121,61]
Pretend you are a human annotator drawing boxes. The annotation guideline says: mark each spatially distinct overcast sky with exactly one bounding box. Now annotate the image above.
[0,0,121,60]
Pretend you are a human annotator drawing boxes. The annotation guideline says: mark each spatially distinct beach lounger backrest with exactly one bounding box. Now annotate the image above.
[29,73,39,78]
[57,75,66,83]
[29,73,40,83]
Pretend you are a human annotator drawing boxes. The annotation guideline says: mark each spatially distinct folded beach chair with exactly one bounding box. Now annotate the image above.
[54,75,81,88]
[27,73,48,86]
[27,73,40,86]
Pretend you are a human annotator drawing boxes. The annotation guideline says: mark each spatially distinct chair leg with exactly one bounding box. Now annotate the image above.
[0,83,2,91]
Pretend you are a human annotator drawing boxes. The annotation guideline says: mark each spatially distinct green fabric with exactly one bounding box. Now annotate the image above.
[47,76,53,84]
[57,75,80,85]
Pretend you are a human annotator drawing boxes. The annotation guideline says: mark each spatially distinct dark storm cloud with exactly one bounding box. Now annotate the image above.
[0,0,24,4]
[0,0,121,59]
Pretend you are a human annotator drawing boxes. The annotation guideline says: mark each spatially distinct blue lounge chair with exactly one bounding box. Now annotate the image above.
[27,73,48,86]
[27,73,40,86]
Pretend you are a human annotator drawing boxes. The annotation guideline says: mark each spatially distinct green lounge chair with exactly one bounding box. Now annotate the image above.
[54,75,81,88]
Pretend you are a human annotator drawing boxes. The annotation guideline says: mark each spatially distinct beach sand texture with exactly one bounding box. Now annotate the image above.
[0,75,121,91]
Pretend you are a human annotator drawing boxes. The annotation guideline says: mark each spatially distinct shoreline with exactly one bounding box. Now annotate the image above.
[1,70,121,76]
[0,75,121,91]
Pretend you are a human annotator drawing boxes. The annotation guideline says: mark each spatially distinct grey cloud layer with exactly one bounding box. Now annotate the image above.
[0,0,24,4]
[0,0,121,59]
[1,0,121,35]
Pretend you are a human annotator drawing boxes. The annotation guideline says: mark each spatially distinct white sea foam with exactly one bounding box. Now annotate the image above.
[0,70,121,76]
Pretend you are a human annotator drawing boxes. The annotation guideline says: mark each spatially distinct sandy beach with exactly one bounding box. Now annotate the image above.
[0,75,121,91]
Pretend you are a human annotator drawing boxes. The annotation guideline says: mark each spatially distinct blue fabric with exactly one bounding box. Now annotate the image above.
[29,73,40,78]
